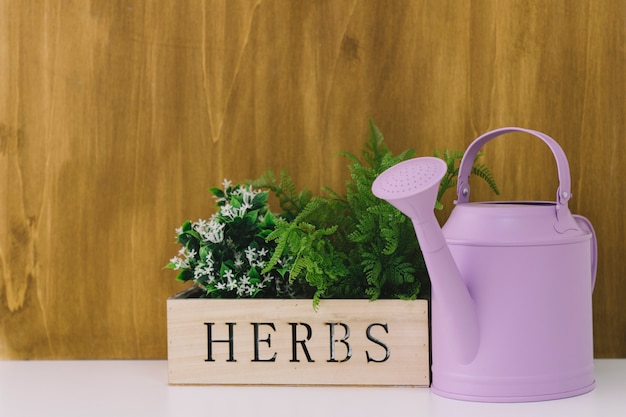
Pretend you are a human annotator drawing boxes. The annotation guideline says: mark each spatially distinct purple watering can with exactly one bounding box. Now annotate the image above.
[372,127,597,402]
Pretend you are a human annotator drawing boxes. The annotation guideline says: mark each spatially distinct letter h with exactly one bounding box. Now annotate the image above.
[204,322,236,362]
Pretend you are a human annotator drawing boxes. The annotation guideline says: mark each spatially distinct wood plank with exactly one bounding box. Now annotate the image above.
[0,0,624,359]
[167,296,430,386]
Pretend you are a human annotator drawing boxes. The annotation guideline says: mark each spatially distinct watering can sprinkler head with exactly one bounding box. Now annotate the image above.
[372,157,446,221]
[372,157,449,253]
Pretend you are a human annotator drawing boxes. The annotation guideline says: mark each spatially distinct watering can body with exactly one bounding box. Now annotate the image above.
[372,127,597,402]
[435,202,596,401]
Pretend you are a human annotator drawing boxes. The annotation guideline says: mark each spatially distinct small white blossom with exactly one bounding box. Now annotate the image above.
[246,285,256,296]
[223,268,234,280]
[234,253,244,268]
[236,285,246,297]
[221,203,235,219]
[244,246,256,264]
[193,218,208,232]
[206,220,225,243]
[169,256,189,270]
[193,267,205,280]
[226,277,237,291]
[240,274,251,286]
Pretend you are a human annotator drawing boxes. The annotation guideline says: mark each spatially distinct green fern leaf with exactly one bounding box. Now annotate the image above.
[471,164,500,195]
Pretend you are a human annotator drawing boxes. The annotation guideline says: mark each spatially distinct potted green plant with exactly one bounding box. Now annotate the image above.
[165,120,498,386]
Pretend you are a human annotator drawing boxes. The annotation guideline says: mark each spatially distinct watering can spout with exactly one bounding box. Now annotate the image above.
[372,157,480,364]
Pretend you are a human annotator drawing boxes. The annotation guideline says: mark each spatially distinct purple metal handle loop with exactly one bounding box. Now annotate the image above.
[456,127,572,208]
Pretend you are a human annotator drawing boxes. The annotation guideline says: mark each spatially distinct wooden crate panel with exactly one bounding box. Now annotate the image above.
[167,297,429,386]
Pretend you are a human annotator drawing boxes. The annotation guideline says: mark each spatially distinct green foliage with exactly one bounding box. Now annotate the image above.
[248,170,313,221]
[167,120,499,306]
[252,120,500,303]
[337,120,423,300]
[263,219,348,309]
[433,149,500,210]
[250,120,423,302]
[165,181,296,299]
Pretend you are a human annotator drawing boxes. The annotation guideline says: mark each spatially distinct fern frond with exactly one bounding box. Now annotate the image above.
[248,169,313,220]
[364,118,387,167]
[247,169,276,189]
[471,164,500,195]
[380,225,399,255]
[338,151,361,166]
[321,185,345,202]
[293,197,327,224]
[262,222,290,274]
[433,148,500,209]
[279,169,297,199]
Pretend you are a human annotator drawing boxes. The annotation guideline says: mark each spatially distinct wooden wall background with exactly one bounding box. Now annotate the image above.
[1,0,624,359]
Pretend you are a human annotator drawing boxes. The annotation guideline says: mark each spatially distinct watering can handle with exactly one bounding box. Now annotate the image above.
[456,127,597,289]
[456,127,572,208]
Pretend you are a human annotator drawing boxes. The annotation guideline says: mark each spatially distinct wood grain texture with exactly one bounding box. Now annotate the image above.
[1,0,624,359]
[167,296,429,386]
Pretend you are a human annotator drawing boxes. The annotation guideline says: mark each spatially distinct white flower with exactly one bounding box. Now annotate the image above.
[193,218,208,232]
[194,218,226,244]
[236,285,246,297]
[205,220,225,243]
[223,268,234,280]
[244,246,256,264]
[170,246,198,270]
[215,282,226,290]
[201,249,214,264]
[193,267,205,280]
[220,203,235,219]
[240,274,251,286]
[169,256,189,270]
[246,285,256,296]
[222,178,232,189]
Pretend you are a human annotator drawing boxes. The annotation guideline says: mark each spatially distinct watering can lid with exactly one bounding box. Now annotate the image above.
[443,201,591,247]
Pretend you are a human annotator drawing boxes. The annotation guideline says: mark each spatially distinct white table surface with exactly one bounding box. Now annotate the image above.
[0,359,624,417]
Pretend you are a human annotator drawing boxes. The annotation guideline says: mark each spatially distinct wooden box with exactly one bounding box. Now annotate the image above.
[167,287,430,386]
